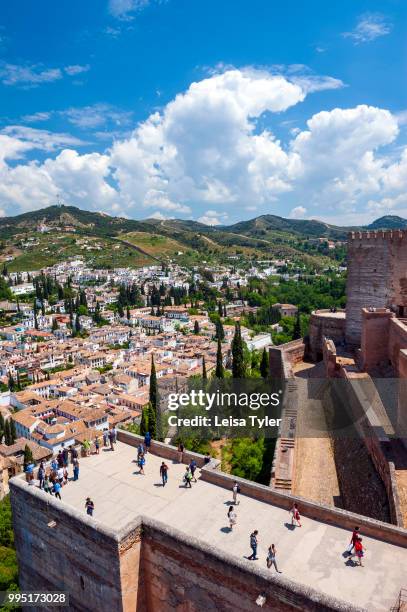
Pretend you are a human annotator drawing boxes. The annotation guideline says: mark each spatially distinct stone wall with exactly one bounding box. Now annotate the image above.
[309,311,346,361]
[388,318,407,374]
[269,339,307,378]
[360,308,394,372]
[346,230,407,346]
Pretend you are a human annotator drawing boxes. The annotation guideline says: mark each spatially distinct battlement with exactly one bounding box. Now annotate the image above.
[348,229,407,241]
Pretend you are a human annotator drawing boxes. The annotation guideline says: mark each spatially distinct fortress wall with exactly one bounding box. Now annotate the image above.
[200,462,407,546]
[139,517,363,612]
[309,311,346,361]
[346,232,392,346]
[9,478,125,612]
[269,339,307,378]
[360,309,394,371]
[388,318,407,374]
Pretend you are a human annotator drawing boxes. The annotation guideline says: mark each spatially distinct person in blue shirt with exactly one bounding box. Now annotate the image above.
[144,432,151,453]
[53,481,62,500]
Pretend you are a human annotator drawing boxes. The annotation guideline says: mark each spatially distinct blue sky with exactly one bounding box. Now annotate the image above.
[0,0,406,225]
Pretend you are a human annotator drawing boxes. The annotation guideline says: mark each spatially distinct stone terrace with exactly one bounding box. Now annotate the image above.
[47,440,407,611]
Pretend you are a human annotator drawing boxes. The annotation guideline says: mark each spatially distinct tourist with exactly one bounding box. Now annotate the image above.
[137,443,145,459]
[69,445,78,465]
[138,453,145,475]
[53,481,62,500]
[353,537,366,567]
[227,506,237,530]
[85,497,95,517]
[109,429,115,451]
[266,544,282,572]
[83,439,91,457]
[144,431,151,453]
[63,466,68,486]
[112,426,117,443]
[177,442,184,463]
[37,463,45,490]
[232,481,240,505]
[189,459,197,482]
[57,451,64,468]
[43,475,52,495]
[103,429,109,447]
[248,530,259,560]
[95,437,100,455]
[160,461,168,486]
[290,502,302,527]
[62,445,69,467]
[51,457,58,472]
[184,467,192,488]
[56,465,64,486]
[73,458,80,481]
[349,526,360,554]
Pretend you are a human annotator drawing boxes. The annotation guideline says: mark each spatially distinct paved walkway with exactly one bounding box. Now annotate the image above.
[55,442,406,611]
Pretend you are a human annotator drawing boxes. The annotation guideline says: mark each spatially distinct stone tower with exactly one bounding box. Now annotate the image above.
[345,230,407,346]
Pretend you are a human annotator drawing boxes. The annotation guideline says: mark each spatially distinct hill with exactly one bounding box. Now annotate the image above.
[365,215,407,230]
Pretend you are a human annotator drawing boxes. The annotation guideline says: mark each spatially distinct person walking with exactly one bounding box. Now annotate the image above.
[184,467,192,488]
[103,429,109,447]
[177,442,184,463]
[57,451,64,468]
[63,466,68,486]
[138,453,145,475]
[37,463,45,490]
[227,506,237,530]
[144,431,151,453]
[53,481,62,500]
[85,497,95,517]
[57,466,64,486]
[137,443,145,460]
[189,459,197,482]
[232,481,240,505]
[109,429,115,451]
[44,475,52,495]
[112,426,117,444]
[266,544,282,572]
[51,457,58,472]
[248,530,259,560]
[73,458,79,481]
[69,445,78,465]
[353,537,366,567]
[349,526,360,554]
[290,502,302,527]
[160,462,168,486]
[62,445,69,467]
[95,436,100,455]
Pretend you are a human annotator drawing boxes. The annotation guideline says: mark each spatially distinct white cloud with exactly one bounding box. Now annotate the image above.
[2,67,407,225]
[64,64,90,76]
[343,13,392,44]
[198,210,228,226]
[108,0,149,19]
[22,111,52,123]
[0,63,62,87]
[290,206,307,218]
[1,126,86,151]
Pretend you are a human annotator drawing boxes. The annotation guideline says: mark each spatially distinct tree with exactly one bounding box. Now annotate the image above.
[9,419,16,444]
[215,337,224,379]
[194,320,200,335]
[93,302,102,324]
[4,420,11,446]
[218,301,223,318]
[23,444,34,468]
[140,407,149,437]
[52,318,59,332]
[147,402,157,439]
[202,356,207,380]
[215,318,224,341]
[149,356,158,411]
[293,311,302,340]
[260,348,269,379]
[7,373,15,392]
[126,305,130,320]
[232,322,246,379]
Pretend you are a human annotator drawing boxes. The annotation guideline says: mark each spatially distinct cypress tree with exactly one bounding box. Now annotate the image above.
[23,444,34,467]
[147,402,157,439]
[4,420,11,446]
[232,322,245,379]
[194,320,200,335]
[202,356,207,380]
[149,356,158,411]
[260,348,269,379]
[8,373,15,392]
[215,337,224,379]
[215,318,224,341]
[10,419,17,443]
[293,311,302,340]
[140,407,149,437]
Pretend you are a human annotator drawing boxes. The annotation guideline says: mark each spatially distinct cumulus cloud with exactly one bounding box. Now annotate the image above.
[1,67,407,224]
[197,210,228,226]
[343,13,392,44]
[0,63,62,87]
[290,206,307,219]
